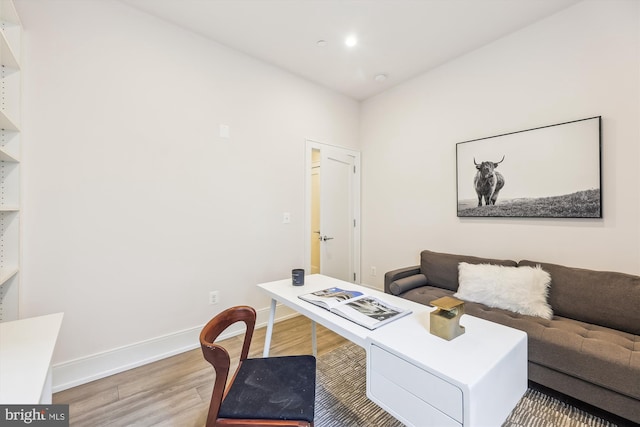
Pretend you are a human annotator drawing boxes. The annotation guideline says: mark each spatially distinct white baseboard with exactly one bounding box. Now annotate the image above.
[52,304,299,393]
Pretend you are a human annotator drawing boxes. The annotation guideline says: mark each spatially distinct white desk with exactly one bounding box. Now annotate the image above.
[258,275,527,427]
[367,309,527,426]
[0,313,64,404]
[258,274,423,354]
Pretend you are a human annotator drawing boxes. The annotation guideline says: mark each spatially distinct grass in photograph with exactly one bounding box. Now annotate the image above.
[458,189,601,218]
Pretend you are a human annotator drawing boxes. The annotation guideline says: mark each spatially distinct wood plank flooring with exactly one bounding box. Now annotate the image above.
[53,316,347,427]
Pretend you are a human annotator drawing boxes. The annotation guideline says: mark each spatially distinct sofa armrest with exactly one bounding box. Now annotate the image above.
[384,265,421,294]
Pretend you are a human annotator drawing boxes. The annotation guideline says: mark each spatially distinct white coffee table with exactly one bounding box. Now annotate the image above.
[258,274,527,427]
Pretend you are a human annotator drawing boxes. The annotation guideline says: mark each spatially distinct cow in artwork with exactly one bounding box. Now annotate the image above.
[474,155,505,206]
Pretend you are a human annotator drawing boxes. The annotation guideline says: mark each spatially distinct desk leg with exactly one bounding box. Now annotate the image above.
[311,320,317,357]
[263,299,277,357]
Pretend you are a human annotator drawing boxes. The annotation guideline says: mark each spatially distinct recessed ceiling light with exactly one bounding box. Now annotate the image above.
[345,35,357,47]
[374,74,388,82]
[316,40,327,47]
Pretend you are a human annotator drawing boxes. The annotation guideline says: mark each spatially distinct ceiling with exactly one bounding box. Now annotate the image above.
[120,0,581,101]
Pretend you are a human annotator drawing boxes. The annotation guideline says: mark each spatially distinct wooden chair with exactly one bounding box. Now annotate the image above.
[200,306,316,427]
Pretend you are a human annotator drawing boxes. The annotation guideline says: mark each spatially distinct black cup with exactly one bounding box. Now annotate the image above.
[292,269,305,286]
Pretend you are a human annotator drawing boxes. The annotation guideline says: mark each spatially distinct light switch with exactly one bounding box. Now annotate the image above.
[283,212,291,224]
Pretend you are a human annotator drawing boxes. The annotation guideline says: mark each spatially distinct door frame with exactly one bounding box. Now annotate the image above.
[304,139,361,283]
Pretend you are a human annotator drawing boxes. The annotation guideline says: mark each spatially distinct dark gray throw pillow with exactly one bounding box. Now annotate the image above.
[390,274,428,295]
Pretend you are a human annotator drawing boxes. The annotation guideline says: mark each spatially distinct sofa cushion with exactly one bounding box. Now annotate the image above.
[420,250,517,292]
[519,260,640,335]
[398,285,455,306]
[465,303,640,400]
[455,263,552,319]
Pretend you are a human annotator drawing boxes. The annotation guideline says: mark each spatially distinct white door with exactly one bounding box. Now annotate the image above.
[306,141,361,283]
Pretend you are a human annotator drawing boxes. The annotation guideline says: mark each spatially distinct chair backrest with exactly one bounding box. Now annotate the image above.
[200,305,257,426]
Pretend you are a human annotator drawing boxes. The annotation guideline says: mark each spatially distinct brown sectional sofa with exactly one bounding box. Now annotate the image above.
[384,250,640,424]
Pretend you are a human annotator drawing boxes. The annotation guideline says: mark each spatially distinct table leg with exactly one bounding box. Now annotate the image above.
[311,320,317,357]
[263,299,277,357]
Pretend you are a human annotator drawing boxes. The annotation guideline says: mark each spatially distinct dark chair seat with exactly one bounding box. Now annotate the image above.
[219,356,316,422]
[200,305,316,427]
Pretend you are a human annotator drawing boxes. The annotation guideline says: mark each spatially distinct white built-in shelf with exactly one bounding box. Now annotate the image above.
[0,29,19,69]
[1,0,21,132]
[0,266,17,286]
[0,0,20,26]
[0,147,17,162]
[0,110,18,131]
[0,0,20,323]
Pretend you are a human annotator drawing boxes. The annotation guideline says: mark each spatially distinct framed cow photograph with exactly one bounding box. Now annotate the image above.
[456,116,602,218]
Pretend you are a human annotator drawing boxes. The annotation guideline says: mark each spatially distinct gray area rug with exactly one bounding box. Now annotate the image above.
[315,342,617,427]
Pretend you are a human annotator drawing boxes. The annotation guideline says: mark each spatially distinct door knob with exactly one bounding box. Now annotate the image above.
[322,236,334,241]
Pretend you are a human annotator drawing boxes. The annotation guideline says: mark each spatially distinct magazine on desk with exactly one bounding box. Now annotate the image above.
[298,287,412,330]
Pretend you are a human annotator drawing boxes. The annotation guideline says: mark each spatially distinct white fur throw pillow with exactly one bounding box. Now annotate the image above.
[454,262,553,319]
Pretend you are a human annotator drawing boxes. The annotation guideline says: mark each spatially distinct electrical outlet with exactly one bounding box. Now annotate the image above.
[371,266,377,277]
[209,291,220,305]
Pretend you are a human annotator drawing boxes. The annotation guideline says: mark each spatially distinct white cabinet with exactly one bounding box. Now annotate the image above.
[0,0,20,322]
[0,313,64,403]
[368,344,463,426]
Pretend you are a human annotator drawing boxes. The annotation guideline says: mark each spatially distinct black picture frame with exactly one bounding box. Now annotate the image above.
[456,116,602,218]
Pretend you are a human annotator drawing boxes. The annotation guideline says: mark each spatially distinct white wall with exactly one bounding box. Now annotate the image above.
[360,0,640,288]
[16,0,359,387]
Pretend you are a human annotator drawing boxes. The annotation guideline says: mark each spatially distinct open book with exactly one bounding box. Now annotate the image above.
[298,287,412,330]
